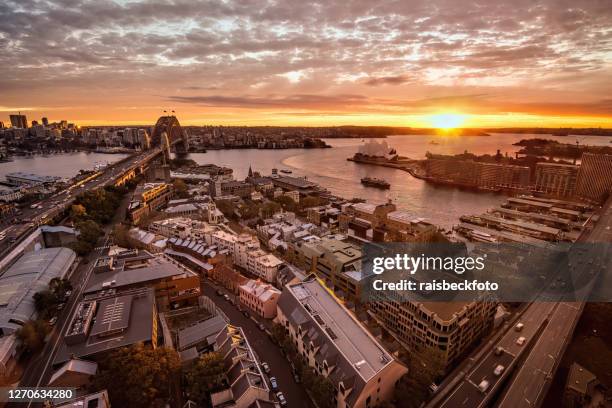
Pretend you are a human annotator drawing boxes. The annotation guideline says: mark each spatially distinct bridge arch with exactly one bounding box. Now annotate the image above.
[151,115,189,155]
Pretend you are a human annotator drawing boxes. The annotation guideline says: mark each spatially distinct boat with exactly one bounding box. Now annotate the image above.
[429,140,440,145]
[361,177,390,189]
[280,169,292,174]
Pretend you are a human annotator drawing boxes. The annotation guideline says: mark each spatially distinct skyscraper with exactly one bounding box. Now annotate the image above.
[9,114,27,128]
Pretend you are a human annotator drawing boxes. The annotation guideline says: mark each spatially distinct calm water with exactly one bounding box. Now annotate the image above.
[0,152,130,180]
[185,134,612,228]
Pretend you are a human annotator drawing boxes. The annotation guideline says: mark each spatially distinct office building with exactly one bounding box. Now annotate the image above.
[128,182,173,224]
[575,153,612,203]
[9,114,27,129]
[54,289,158,366]
[276,276,408,408]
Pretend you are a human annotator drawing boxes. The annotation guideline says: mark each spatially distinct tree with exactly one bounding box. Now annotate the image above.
[33,290,59,319]
[70,204,87,220]
[261,201,281,219]
[274,195,296,212]
[70,239,94,256]
[184,352,227,405]
[172,179,189,198]
[300,196,321,210]
[76,220,103,244]
[394,347,445,408]
[15,320,50,353]
[49,277,72,299]
[93,343,180,408]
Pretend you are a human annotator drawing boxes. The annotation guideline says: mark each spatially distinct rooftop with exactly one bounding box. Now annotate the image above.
[281,276,394,382]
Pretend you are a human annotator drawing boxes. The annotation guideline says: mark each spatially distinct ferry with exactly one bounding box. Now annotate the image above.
[361,177,390,189]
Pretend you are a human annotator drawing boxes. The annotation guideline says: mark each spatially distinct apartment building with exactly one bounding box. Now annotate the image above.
[575,153,612,203]
[276,277,408,408]
[535,162,579,197]
[238,280,281,319]
[424,158,531,189]
[368,295,496,371]
[290,238,363,302]
[211,325,272,408]
[246,249,284,282]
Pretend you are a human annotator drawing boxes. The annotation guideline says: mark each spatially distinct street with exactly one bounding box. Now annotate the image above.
[200,280,314,408]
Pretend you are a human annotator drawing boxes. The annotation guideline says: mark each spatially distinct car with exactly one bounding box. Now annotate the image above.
[49,316,58,326]
[269,377,278,391]
[57,303,65,311]
[478,379,490,393]
[293,372,301,383]
[65,290,72,298]
[494,346,504,356]
[223,294,230,301]
[261,362,270,374]
[516,336,526,346]
[258,323,266,331]
[216,289,223,296]
[514,323,524,332]
[242,311,250,319]
[494,365,505,376]
[276,392,287,406]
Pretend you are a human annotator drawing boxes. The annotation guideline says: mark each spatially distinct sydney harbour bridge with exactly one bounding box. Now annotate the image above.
[151,114,189,160]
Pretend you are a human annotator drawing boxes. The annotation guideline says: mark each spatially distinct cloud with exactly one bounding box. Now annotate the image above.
[364,75,412,86]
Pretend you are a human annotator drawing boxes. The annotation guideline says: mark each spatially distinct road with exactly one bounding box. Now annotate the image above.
[0,148,161,265]
[200,280,314,408]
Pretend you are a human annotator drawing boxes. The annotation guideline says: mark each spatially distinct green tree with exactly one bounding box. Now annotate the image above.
[70,204,87,220]
[274,195,296,212]
[261,201,281,219]
[172,179,189,198]
[184,352,227,405]
[93,343,180,408]
[70,240,94,256]
[15,320,51,353]
[49,277,73,299]
[33,290,59,319]
[394,347,445,408]
[300,196,320,209]
[76,220,103,245]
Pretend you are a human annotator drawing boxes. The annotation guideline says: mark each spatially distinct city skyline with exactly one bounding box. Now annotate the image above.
[2,0,612,128]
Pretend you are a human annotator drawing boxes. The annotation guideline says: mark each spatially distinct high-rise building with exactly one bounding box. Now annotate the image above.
[535,162,579,197]
[9,114,27,129]
[369,294,497,371]
[575,153,612,203]
[41,117,49,126]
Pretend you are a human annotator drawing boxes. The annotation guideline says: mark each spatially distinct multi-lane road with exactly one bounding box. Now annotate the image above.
[0,148,161,268]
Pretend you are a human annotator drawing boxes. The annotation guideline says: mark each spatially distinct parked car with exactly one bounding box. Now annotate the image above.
[494,346,504,356]
[258,323,266,331]
[515,323,524,332]
[276,392,287,406]
[64,290,72,298]
[223,294,230,301]
[516,336,526,346]
[494,365,505,376]
[293,372,301,384]
[57,303,65,311]
[478,379,490,393]
[261,362,270,374]
[269,377,278,391]
[49,316,58,326]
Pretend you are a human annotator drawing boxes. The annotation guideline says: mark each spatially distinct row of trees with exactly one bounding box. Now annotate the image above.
[271,324,335,408]
[33,277,73,319]
[92,343,228,408]
[68,185,129,255]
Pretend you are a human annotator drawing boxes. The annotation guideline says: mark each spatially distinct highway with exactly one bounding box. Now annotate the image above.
[0,147,161,270]
[434,196,612,408]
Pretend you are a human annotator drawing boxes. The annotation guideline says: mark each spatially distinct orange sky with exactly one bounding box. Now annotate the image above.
[2,0,612,128]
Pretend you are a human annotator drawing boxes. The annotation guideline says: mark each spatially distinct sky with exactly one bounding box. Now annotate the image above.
[1,0,611,128]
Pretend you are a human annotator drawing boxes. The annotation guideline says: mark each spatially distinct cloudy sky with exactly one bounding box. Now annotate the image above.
[1,0,611,127]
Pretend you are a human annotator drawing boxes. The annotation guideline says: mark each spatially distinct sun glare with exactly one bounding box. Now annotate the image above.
[429,113,467,129]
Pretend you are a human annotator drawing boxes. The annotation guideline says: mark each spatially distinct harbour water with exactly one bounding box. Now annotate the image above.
[186,134,612,228]
[0,152,130,180]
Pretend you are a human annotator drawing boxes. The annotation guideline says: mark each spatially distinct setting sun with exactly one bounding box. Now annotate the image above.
[429,113,467,129]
